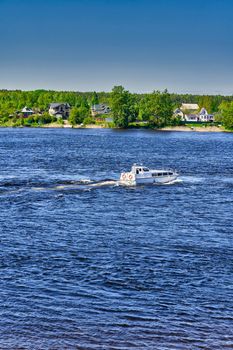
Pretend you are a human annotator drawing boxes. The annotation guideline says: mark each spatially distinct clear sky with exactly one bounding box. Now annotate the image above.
[0,0,233,94]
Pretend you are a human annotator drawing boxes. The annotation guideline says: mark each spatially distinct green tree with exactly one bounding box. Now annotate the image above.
[197,95,214,113]
[139,90,173,126]
[69,105,90,126]
[91,91,99,106]
[69,107,81,126]
[81,97,90,109]
[83,116,95,125]
[109,86,132,128]
[78,105,90,120]
[138,95,152,121]
[218,101,233,129]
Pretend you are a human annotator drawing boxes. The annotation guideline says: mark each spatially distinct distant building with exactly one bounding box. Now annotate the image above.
[174,103,214,122]
[173,108,184,119]
[198,107,214,122]
[21,106,34,117]
[49,103,70,118]
[91,104,111,117]
[174,103,199,120]
[185,114,199,122]
[180,103,199,112]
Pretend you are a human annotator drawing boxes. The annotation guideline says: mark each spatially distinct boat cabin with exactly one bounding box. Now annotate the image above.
[131,164,174,177]
[120,163,178,185]
[131,165,149,175]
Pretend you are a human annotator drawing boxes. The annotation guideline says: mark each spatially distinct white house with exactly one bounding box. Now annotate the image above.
[198,107,214,122]
[184,114,199,122]
[174,104,214,122]
[174,104,200,121]
[173,108,184,119]
[21,106,34,117]
[49,103,70,118]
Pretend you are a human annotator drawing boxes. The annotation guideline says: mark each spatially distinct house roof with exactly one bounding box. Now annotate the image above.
[91,103,110,110]
[49,103,70,108]
[181,103,199,111]
[199,107,208,115]
[174,108,182,113]
[22,106,33,113]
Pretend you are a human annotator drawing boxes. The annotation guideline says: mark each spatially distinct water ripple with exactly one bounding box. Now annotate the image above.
[0,128,233,349]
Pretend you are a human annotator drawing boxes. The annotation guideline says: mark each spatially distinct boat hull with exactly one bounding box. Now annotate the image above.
[135,174,178,185]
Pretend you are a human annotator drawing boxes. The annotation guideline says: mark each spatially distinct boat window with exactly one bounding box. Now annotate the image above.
[163,172,168,176]
[136,169,139,174]
[158,173,162,176]
[143,168,149,172]
[168,172,173,175]
[152,173,158,177]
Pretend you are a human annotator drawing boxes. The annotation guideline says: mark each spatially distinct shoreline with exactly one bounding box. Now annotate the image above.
[57,123,228,133]
[159,125,225,132]
[0,124,230,133]
[37,122,228,132]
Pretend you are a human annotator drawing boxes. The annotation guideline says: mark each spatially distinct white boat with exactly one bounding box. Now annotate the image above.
[120,164,178,185]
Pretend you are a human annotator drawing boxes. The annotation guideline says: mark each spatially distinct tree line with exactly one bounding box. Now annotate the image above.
[109,86,233,129]
[0,87,233,129]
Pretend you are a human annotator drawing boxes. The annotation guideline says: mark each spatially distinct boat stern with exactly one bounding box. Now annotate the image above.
[119,172,136,185]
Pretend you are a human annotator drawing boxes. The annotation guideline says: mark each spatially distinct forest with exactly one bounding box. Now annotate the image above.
[0,88,233,129]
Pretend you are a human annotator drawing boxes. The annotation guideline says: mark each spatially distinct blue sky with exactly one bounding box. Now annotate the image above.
[0,0,233,94]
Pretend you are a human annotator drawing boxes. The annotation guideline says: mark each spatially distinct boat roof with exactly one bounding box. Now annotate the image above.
[131,164,151,171]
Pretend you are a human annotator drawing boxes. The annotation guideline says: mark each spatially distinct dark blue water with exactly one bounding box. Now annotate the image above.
[0,128,233,350]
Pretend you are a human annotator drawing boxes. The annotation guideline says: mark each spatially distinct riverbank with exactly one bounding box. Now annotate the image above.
[159,125,224,132]
[0,122,230,132]
[71,124,228,132]
[41,122,105,129]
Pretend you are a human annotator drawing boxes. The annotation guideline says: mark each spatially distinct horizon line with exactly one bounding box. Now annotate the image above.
[0,88,232,97]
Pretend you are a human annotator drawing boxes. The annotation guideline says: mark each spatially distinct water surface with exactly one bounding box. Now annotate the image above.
[0,128,233,349]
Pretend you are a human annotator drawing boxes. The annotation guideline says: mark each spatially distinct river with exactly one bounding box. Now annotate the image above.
[0,128,233,349]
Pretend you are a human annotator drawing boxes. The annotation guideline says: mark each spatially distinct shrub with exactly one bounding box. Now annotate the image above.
[83,116,95,125]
